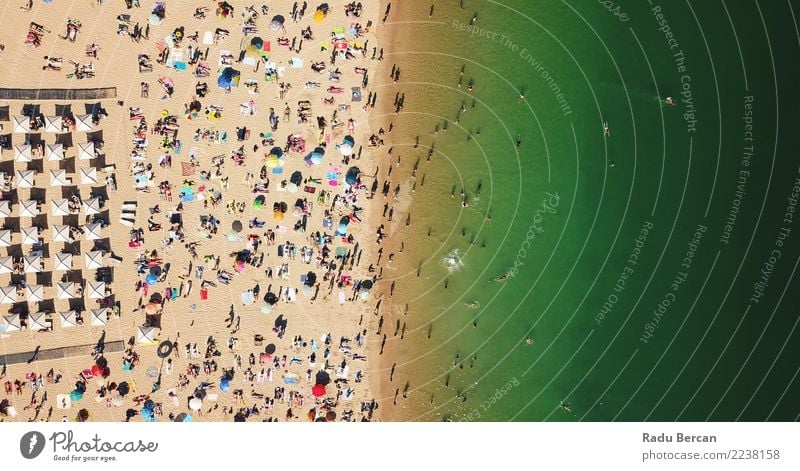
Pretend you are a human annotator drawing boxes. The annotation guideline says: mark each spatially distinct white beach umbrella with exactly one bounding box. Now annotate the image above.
[78,142,96,160]
[51,198,70,216]
[23,255,42,273]
[84,222,102,240]
[12,116,30,133]
[1,313,22,332]
[26,284,44,303]
[60,310,78,328]
[45,115,62,133]
[0,200,11,218]
[136,325,157,345]
[21,226,40,245]
[87,280,106,299]
[0,286,17,304]
[0,230,11,247]
[83,197,101,215]
[54,252,73,271]
[79,167,97,185]
[15,170,36,188]
[19,200,39,218]
[49,169,69,186]
[76,114,93,132]
[90,308,108,326]
[28,311,49,331]
[56,282,76,300]
[46,144,65,161]
[52,225,72,242]
[85,251,104,269]
[14,144,32,162]
[0,256,14,274]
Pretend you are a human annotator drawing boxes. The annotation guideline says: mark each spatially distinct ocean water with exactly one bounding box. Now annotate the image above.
[383,0,800,421]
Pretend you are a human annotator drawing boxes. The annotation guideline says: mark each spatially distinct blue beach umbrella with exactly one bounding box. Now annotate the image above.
[220,378,230,392]
[69,389,84,401]
[145,273,158,285]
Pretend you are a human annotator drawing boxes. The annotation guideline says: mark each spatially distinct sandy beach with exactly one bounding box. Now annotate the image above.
[0,0,400,422]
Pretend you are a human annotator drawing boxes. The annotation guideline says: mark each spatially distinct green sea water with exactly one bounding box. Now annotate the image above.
[381,0,800,421]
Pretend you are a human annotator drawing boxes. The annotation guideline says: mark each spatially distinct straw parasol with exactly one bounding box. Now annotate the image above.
[76,114,93,132]
[12,116,31,133]
[0,201,9,217]
[26,285,44,302]
[83,197,101,215]
[0,230,11,247]
[136,325,157,345]
[0,256,14,274]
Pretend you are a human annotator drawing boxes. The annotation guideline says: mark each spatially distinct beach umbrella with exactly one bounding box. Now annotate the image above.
[19,200,39,218]
[52,225,71,242]
[87,281,106,299]
[14,144,32,162]
[265,343,276,354]
[0,201,10,218]
[315,370,331,386]
[145,273,158,286]
[83,197,102,215]
[51,198,70,216]
[1,314,21,332]
[0,256,13,274]
[312,383,326,397]
[217,67,241,89]
[49,169,69,186]
[232,220,243,232]
[0,229,11,247]
[269,15,285,31]
[117,382,130,397]
[26,285,44,303]
[91,308,108,326]
[28,314,50,331]
[220,377,230,392]
[265,154,282,168]
[111,394,124,407]
[264,292,278,305]
[80,167,98,185]
[45,115,62,133]
[188,397,202,411]
[144,302,160,316]
[313,10,325,23]
[137,325,157,345]
[60,311,78,328]
[0,286,16,304]
[90,364,104,377]
[15,170,36,188]
[78,142,96,160]
[54,252,73,271]
[21,226,40,245]
[12,116,31,133]
[24,255,42,273]
[76,114,93,132]
[259,302,273,314]
[69,390,84,402]
[85,251,104,270]
[46,144,65,161]
[240,290,255,305]
[84,222,103,240]
[56,282,76,300]
[337,142,353,157]
[345,166,361,185]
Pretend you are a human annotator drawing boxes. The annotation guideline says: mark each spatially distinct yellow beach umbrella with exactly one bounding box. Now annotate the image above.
[265,154,282,168]
[313,10,325,23]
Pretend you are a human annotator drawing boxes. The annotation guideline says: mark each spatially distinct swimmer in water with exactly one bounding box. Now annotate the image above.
[525,337,535,345]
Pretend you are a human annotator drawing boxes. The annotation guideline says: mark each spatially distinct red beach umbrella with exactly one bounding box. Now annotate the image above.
[312,383,326,397]
[90,364,103,377]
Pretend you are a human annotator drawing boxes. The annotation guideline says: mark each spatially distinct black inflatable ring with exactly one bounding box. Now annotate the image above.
[157,340,174,359]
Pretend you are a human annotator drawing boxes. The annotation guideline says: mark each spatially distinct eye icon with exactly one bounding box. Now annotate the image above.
[20,431,46,459]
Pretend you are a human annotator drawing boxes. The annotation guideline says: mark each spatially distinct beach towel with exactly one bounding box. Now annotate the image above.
[181,162,195,176]
[202,31,213,45]
[200,288,208,300]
